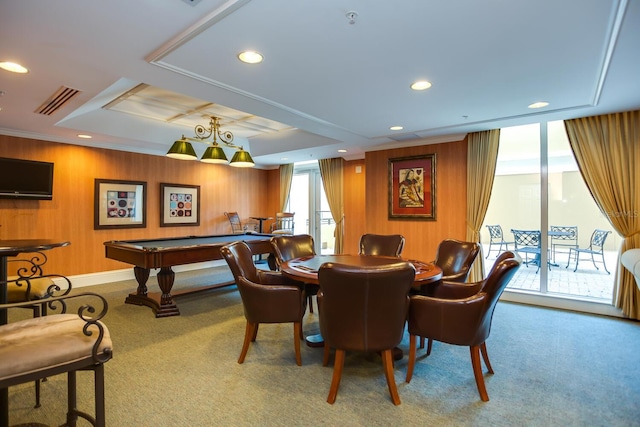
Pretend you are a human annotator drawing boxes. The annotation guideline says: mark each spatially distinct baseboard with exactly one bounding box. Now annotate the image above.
[501,289,625,318]
[52,260,228,289]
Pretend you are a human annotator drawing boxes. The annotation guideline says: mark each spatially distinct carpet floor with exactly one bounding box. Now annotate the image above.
[7,267,640,426]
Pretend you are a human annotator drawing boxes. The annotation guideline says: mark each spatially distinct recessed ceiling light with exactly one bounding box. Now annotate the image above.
[238,51,263,64]
[338,149,347,153]
[410,80,432,91]
[77,134,92,139]
[528,101,549,109]
[389,126,403,131]
[0,62,28,74]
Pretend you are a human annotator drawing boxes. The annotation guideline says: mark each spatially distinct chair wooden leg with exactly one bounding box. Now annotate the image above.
[480,342,494,374]
[470,345,489,402]
[419,336,425,349]
[381,349,401,405]
[238,321,257,364]
[251,323,259,342]
[406,334,417,383]
[327,349,345,404]
[426,338,433,356]
[293,322,302,366]
[323,343,331,366]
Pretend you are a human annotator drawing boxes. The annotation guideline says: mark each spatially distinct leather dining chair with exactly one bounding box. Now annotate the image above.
[434,238,481,283]
[417,239,481,349]
[221,241,307,366]
[358,233,405,257]
[271,234,319,314]
[318,261,416,405]
[405,253,522,402]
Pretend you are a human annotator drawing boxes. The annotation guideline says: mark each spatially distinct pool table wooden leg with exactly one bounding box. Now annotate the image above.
[125,266,180,318]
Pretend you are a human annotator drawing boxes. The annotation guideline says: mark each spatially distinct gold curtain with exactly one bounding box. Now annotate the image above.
[319,158,345,254]
[466,129,501,282]
[564,110,640,319]
[278,163,294,212]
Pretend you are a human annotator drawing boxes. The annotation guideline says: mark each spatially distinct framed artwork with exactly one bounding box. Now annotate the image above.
[160,183,200,227]
[94,179,146,229]
[388,154,436,220]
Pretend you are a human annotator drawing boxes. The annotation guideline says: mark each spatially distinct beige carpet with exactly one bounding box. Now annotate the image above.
[7,267,640,426]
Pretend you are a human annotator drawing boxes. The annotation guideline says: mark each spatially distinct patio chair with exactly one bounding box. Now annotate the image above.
[511,229,549,273]
[566,229,612,273]
[550,225,578,263]
[485,225,513,259]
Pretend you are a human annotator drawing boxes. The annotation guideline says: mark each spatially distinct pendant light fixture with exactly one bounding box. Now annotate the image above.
[166,116,254,167]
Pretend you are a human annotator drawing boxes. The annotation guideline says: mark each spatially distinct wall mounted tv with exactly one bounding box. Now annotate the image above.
[0,157,54,200]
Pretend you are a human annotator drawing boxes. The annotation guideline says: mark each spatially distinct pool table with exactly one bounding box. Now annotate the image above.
[104,233,274,318]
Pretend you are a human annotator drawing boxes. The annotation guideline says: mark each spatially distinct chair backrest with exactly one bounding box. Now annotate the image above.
[317,261,415,352]
[589,229,611,250]
[224,212,245,234]
[511,229,541,249]
[485,250,517,278]
[220,241,261,284]
[434,239,481,282]
[358,234,405,257]
[473,254,522,343]
[271,212,295,235]
[486,225,504,241]
[550,225,578,242]
[270,234,316,268]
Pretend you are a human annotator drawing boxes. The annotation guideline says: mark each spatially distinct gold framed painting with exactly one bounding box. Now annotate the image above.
[388,154,436,220]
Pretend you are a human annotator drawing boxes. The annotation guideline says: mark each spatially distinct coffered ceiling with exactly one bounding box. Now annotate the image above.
[0,0,638,168]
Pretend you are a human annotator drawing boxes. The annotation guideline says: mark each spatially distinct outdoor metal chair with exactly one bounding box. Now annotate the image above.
[485,225,514,259]
[566,229,612,273]
[550,225,578,263]
[511,229,549,273]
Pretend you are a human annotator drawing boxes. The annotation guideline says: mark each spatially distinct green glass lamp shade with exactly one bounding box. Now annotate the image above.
[229,149,255,168]
[166,139,197,160]
[201,145,229,164]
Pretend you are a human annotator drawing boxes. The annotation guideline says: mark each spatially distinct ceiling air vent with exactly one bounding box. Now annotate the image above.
[388,133,420,142]
[35,86,81,116]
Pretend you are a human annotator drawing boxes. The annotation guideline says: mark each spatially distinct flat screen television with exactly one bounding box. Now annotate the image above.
[0,157,54,200]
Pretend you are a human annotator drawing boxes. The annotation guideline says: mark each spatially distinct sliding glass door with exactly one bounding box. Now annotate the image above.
[288,162,335,254]
[483,121,617,303]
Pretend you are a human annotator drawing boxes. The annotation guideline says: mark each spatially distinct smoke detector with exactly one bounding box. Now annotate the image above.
[346,11,358,24]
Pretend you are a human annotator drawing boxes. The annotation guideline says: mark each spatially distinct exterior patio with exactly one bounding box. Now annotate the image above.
[483,244,618,302]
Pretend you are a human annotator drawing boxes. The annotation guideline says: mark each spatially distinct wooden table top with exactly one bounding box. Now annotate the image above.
[280,254,442,287]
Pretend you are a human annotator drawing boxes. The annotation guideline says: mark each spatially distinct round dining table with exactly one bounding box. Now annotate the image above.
[280,254,443,353]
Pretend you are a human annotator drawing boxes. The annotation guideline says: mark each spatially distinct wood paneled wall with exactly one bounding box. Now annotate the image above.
[0,136,279,275]
[343,159,366,253]
[1,134,466,277]
[364,139,467,261]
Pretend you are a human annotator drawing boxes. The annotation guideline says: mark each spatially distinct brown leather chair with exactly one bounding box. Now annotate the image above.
[358,233,405,257]
[419,251,517,355]
[221,241,306,366]
[417,238,481,349]
[434,238,481,282]
[271,234,319,313]
[318,261,416,405]
[405,253,522,402]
